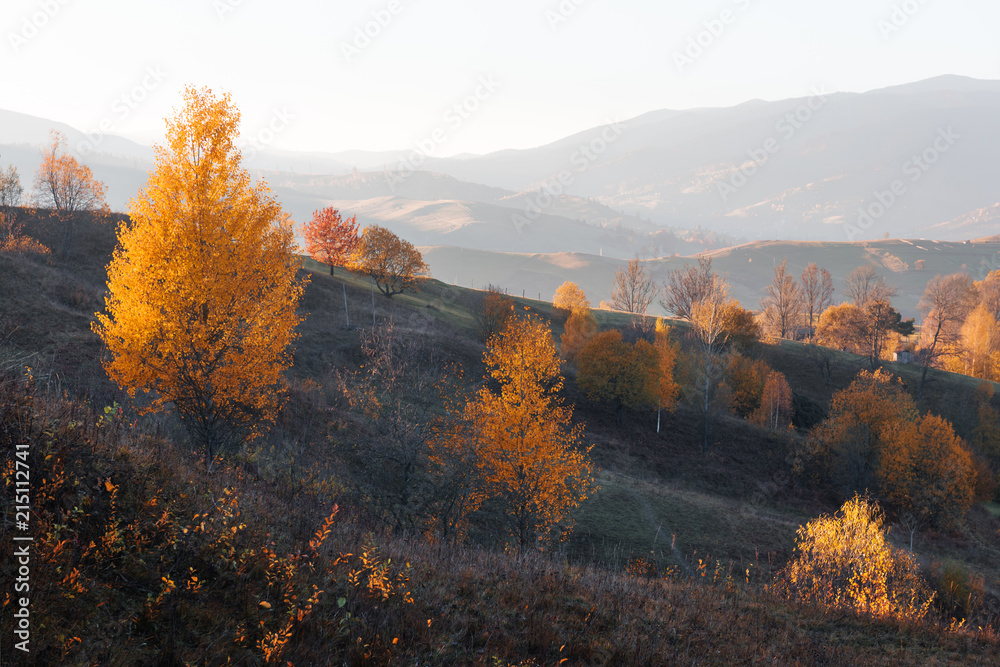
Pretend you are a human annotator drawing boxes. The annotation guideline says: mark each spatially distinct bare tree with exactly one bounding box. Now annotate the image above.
[0,156,23,217]
[660,256,714,320]
[859,299,913,371]
[845,265,896,307]
[31,131,108,259]
[611,256,656,316]
[760,258,804,339]
[474,284,515,343]
[801,263,834,334]
[916,273,976,398]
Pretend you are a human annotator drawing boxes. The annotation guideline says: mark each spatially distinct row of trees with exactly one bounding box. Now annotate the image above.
[89,86,592,551]
[551,272,797,449]
[301,208,429,297]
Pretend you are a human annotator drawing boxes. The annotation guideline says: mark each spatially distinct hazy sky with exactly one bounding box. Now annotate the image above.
[2,0,998,156]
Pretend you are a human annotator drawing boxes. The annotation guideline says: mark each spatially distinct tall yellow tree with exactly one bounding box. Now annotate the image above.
[472,314,594,549]
[654,318,680,433]
[93,86,306,462]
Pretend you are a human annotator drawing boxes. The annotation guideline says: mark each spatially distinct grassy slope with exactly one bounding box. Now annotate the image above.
[3,208,1000,664]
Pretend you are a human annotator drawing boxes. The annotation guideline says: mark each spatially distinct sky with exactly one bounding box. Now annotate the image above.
[2,0,999,157]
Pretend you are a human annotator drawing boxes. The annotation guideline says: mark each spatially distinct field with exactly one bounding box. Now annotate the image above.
[2,208,1000,664]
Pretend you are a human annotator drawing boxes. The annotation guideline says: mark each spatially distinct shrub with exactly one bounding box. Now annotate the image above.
[779,495,935,622]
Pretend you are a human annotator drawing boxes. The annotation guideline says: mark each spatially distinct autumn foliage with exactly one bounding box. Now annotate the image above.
[460,314,594,548]
[93,86,306,460]
[552,281,590,315]
[349,224,428,297]
[576,330,658,424]
[32,130,109,258]
[800,369,976,533]
[301,206,359,275]
[559,307,598,363]
[780,495,935,622]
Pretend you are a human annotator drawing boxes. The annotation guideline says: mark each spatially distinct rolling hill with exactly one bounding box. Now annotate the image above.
[422,237,1000,319]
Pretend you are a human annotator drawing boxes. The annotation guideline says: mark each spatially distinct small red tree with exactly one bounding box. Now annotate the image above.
[301,207,359,275]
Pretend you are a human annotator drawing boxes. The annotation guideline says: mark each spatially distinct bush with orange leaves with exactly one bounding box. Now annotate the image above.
[778,495,935,622]
[0,211,51,257]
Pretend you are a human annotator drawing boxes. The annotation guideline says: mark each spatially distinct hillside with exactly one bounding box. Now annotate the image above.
[422,238,1000,319]
[2,209,1000,664]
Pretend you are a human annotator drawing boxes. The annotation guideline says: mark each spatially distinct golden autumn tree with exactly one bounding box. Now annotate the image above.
[690,277,741,452]
[751,369,794,431]
[470,314,594,549]
[948,304,1000,381]
[879,414,975,545]
[32,130,109,259]
[576,330,658,425]
[93,86,306,462]
[552,281,590,315]
[349,224,428,297]
[559,306,598,364]
[800,369,917,495]
[724,353,770,419]
[300,206,359,275]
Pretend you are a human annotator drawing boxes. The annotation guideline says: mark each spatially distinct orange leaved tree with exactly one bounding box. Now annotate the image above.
[471,314,594,549]
[349,224,428,297]
[750,369,793,431]
[576,329,658,426]
[300,206,359,275]
[559,307,598,364]
[801,369,917,495]
[552,281,590,314]
[93,86,306,462]
[879,413,975,546]
[32,130,109,259]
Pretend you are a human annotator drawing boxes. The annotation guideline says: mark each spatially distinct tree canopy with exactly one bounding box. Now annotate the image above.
[93,86,306,461]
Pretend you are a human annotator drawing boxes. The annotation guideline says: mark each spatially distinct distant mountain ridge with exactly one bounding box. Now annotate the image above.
[3,75,998,256]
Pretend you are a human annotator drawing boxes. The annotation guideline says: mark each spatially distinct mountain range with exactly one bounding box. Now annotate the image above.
[3,75,998,313]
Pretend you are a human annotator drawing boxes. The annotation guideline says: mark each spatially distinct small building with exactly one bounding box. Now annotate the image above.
[893,349,916,364]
